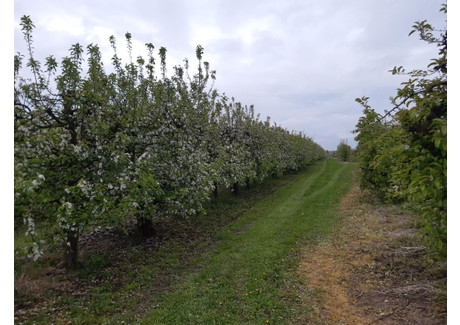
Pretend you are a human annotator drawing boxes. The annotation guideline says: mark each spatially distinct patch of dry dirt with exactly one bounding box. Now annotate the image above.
[296,184,447,324]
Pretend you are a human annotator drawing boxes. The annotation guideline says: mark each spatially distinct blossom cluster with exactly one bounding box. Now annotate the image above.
[14,17,325,262]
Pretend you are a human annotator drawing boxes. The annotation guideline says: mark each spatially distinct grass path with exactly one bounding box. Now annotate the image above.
[15,159,445,325]
[142,159,355,324]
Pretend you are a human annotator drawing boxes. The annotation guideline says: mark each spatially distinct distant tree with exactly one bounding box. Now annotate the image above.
[335,139,352,162]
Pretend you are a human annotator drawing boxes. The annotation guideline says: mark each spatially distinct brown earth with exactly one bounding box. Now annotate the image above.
[296,184,447,324]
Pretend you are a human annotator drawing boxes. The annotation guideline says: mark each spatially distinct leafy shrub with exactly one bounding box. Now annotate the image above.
[353,4,447,258]
[335,139,353,162]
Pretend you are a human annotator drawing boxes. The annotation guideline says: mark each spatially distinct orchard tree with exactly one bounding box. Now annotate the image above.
[353,4,447,257]
[15,15,326,266]
[15,16,120,265]
[335,139,352,162]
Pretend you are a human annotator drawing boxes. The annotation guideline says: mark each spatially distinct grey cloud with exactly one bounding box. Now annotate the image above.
[14,0,446,150]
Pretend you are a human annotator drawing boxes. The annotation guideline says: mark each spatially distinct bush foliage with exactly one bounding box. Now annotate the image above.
[353,5,447,258]
[335,139,353,162]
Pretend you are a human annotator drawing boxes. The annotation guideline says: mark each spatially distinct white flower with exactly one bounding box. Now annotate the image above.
[73,145,82,154]
[27,243,43,261]
[38,174,45,180]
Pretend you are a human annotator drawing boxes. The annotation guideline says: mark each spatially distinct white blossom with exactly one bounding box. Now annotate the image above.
[73,145,82,154]
[27,242,43,261]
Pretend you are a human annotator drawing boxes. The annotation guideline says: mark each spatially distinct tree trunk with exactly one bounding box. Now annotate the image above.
[137,217,154,237]
[232,182,239,195]
[63,230,79,267]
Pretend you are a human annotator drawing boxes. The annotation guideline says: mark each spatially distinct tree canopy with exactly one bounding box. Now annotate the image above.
[353,4,447,258]
[14,16,325,265]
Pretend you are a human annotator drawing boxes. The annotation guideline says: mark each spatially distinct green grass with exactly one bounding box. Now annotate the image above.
[15,159,356,324]
[141,159,355,324]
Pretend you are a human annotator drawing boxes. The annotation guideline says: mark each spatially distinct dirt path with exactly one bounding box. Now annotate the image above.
[296,183,447,324]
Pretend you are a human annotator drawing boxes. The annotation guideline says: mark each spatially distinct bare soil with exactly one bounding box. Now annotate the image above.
[296,184,447,324]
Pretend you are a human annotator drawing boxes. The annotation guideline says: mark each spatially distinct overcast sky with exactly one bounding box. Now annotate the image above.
[13,0,447,150]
